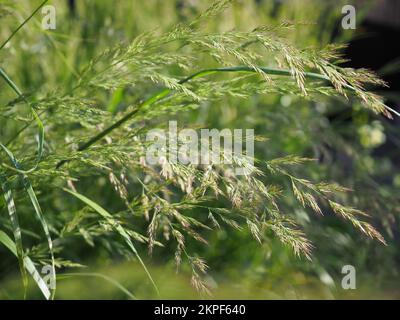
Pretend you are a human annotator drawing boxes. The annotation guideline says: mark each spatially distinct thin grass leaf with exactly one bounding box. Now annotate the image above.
[0,0,49,51]
[107,87,125,114]
[0,230,51,300]
[57,273,137,300]
[62,188,160,296]
[24,179,56,298]
[0,143,56,299]
[0,68,45,173]
[0,175,28,295]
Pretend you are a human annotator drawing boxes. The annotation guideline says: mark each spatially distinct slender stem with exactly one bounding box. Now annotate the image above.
[0,67,30,148]
[0,67,45,173]
[0,67,24,97]
[56,66,337,168]
[5,119,36,147]
[57,273,137,300]
[0,0,49,51]
[0,0,49,148]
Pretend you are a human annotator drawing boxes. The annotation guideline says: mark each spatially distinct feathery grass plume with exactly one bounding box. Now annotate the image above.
[265,156,385,244]
[0,0,392,298]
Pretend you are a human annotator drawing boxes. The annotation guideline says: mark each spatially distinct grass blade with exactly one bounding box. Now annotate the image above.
[0,143,56,299]
[0,176,28,296]
[0,68,44,173]
[63,188,160,297]
[0,0,49,51]
[0,230,51,300]
[107,87,125,114]
[24,179,56,299]
[57,273,137,300]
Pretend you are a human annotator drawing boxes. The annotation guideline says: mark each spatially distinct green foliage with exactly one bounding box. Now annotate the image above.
[0,0,397,299]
